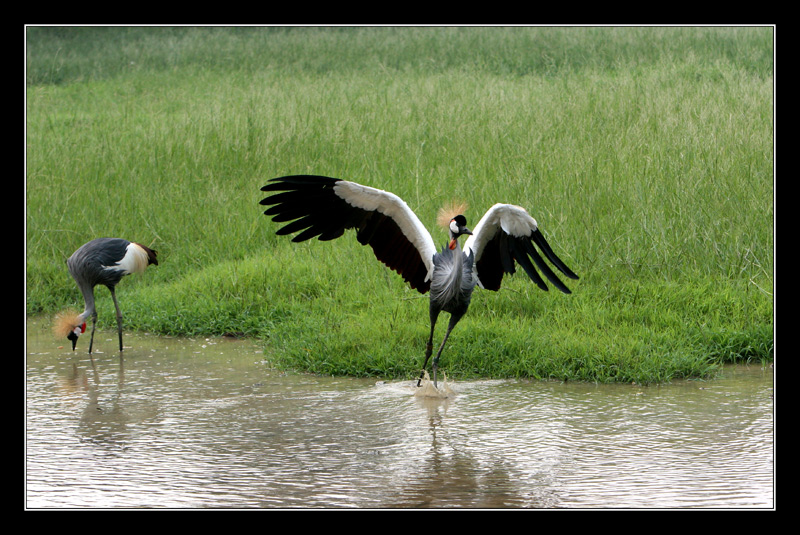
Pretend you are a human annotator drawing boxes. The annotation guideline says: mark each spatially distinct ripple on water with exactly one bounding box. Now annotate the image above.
[26,321,773,508]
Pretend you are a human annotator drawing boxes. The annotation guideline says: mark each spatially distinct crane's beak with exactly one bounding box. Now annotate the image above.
[448,227,472,250]
[67,331,78,351]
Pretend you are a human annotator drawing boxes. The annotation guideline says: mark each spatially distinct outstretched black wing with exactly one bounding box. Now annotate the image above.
[464,203,579,293]
[260,175,437,293]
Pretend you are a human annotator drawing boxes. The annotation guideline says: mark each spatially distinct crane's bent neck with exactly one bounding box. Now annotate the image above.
[77,284,96,321]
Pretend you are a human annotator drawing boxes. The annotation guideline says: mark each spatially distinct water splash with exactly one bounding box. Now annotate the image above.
[414,371,455,399]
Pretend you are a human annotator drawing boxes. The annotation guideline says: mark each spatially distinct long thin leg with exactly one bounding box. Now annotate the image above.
[88,312,98,354]
[417,308,441,387]
[109,287,124,351]
[431,318,458,388]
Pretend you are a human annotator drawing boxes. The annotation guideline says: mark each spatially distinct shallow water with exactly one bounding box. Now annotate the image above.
[25,318,774,509]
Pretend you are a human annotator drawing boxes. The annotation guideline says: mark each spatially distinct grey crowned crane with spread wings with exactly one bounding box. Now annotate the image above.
[55,238,159,354]
[259,175,578,387]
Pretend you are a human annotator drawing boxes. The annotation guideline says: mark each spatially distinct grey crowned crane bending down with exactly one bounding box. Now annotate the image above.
[259,175,578,387]
[55,238,158,354]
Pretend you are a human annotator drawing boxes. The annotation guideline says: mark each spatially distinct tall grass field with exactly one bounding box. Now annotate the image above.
[26,27,774,383]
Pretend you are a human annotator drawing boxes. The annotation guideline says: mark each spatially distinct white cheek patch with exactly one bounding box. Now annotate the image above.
[449,220,459,234]
[73,326,83,337]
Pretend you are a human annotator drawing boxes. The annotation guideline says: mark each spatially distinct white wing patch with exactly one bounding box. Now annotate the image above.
[464,203,538,259]
[334,180,437,280]
[104,243,150,275]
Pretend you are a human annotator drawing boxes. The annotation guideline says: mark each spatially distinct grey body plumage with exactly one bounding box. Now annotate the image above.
[423,225,477,386]
[430,243,476,316]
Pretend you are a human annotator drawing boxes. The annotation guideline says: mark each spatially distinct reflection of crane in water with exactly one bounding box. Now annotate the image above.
[55,238,158,353]
[260,175,579,388]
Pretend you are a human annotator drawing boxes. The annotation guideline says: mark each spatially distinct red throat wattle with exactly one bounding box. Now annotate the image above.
[449,239,457,250]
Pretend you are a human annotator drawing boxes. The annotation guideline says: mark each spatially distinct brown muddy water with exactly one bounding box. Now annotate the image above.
[25,318,774,509]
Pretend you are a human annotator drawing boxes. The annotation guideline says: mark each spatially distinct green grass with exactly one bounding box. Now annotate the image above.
[26,26,774,383]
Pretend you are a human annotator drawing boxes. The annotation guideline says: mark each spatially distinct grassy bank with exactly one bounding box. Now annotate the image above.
[26,26,774,383]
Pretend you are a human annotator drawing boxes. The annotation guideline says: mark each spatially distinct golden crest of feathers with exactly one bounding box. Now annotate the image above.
[436,200,469,229]
[53,309,82,339]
